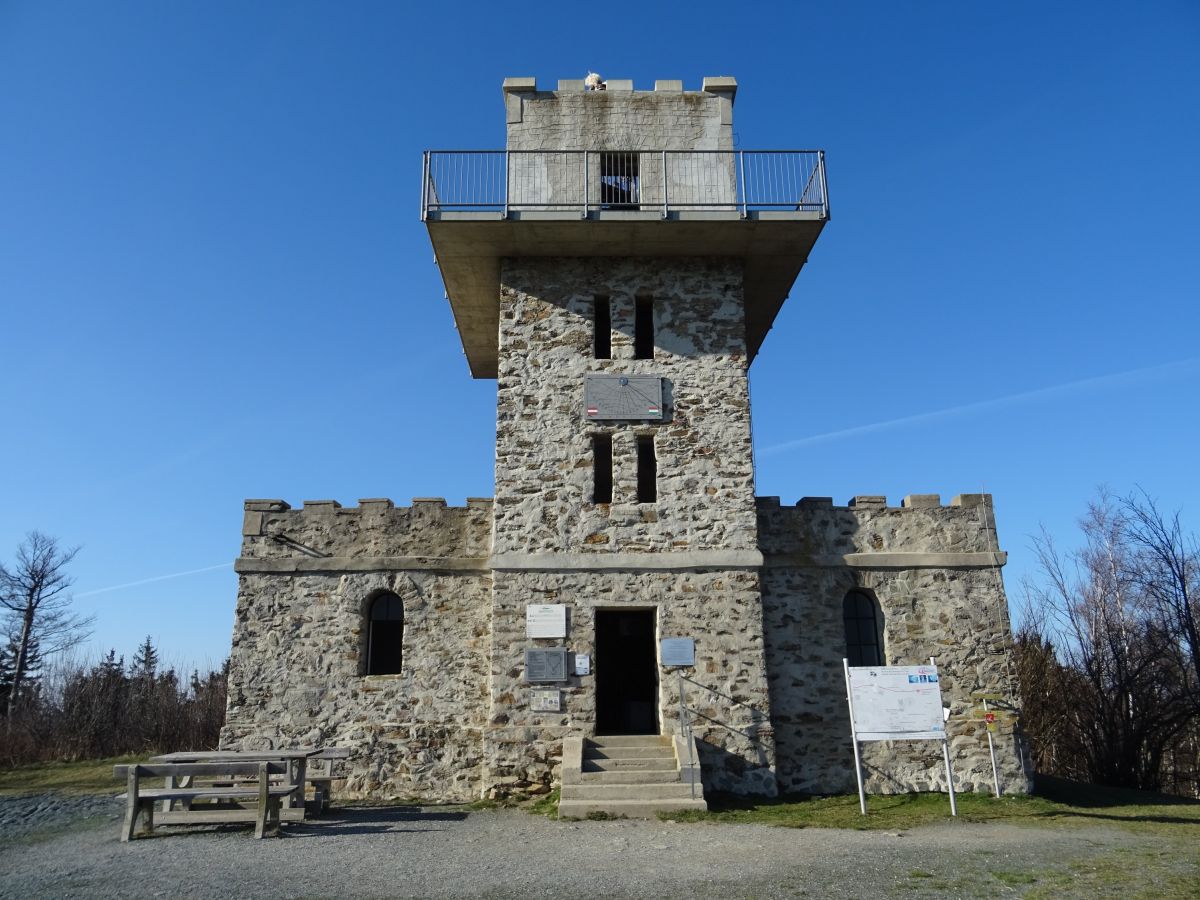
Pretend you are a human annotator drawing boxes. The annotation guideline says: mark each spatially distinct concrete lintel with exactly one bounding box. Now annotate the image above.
[358,498,395,510]
[557,79,585,92]
[487,550,764,572]
[604,79,633,91]
[902,494,942,508]
[302,499,342,511]
[234,556,490,574]
[797,497,834,508]
[412,497,447,506]
[701,76,738,98]
[849,495,887,508]
[502,77,536,93]
[951,493,992,508]
[654,80,683,92]
[244,499,290,512]
[763,551,1007,570]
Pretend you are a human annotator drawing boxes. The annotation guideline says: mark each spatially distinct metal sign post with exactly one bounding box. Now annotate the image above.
[843,659,868,815]
[844,657,956,817]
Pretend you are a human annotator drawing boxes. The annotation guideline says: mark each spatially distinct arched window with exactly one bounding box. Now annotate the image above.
[366,592,404,675]
[843,590,883,667]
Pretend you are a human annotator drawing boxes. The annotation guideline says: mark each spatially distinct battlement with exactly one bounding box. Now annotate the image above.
[239,497,494,562]
[502,76,737,96]
[755,493,1003,562]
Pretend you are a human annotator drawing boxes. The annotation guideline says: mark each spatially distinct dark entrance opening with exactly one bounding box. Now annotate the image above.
[595,609,659,735]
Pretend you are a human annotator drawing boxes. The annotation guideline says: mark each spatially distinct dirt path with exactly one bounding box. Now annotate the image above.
[0,795,1195,899]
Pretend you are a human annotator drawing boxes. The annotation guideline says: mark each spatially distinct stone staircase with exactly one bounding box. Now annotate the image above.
[558,734,707,819]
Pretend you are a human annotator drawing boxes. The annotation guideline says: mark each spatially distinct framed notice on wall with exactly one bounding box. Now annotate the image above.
[526,604,567,639]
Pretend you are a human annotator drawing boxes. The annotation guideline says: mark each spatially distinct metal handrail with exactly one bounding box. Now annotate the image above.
[677,671,698,800]
[422,150,828,218]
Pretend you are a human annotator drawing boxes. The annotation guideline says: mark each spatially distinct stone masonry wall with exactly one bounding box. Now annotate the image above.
[507,88,733,152]
[492,257,757,557]
[758,494,1030,796]
[222,498,493,802]
[485,569,777,798]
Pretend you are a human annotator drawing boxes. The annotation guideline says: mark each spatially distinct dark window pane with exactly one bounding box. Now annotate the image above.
[594,296,611,359]
[367,593,404,675]
[593,434,613,504]
[634,297,654,360]
[637,435,657,503]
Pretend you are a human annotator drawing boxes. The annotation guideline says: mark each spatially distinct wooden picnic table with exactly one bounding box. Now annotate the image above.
[149,748,322,822]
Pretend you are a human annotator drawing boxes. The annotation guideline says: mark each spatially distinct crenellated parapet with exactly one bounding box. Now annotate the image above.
[236,497,494,572]
[755,493,1004,568]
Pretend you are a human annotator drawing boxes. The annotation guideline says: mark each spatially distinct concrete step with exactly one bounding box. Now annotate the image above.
[583,757,678,772]
[585,745,675,760]
[558,798,708,819]
[561,783,698,801]
[589,735,670,749]
[579,769,688,785]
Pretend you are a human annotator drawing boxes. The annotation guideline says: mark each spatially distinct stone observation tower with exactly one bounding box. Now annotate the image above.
[221,76,1028,815]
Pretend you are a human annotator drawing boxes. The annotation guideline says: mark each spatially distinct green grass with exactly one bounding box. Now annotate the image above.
[660,775,1200,836]
[528,788,560,818]
[0,755,145,796]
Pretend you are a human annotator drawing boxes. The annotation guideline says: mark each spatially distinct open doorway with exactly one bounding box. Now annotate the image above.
[595,609,659,735]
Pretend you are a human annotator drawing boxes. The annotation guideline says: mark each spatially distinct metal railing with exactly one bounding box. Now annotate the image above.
[421,150,828,219]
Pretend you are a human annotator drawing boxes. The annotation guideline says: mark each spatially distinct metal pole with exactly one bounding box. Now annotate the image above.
[662,150,668,218]
[985,698,1001,798]
[943,740,958,817]
[818,150,829,219]
[843,659,868,815]
[738,151,748,218]
[420,151,429,221]
[678,672,695,800]
[503,150,509,219]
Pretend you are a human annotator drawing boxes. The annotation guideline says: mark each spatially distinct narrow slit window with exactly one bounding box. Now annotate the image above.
[366,592,404,675]
[636,434,657,503]
[594,296,611,359]
[634,297,654,360]
[593,434,613,504]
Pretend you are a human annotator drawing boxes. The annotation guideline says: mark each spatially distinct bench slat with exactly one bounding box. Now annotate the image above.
[114,762,287,779]
[119,786,297,801]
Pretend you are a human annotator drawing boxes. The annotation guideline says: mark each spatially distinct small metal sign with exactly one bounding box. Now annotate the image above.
[573,654,590,676]
[530,689,561,713]
[526,604,567,639]
[660,638,695,667]
[525,648,569,683]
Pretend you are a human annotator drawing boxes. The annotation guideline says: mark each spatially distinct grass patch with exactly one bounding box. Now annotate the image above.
[660,776,1200,836]
[528,788,560,818]
[0,755,144,796]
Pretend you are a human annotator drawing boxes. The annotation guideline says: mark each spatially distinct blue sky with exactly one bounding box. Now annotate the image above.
[2,1,1198,671]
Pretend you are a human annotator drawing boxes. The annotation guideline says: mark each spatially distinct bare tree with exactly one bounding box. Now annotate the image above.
[1021,493,1192,789]
[0,532,93,719]
[1122,489,1200,710]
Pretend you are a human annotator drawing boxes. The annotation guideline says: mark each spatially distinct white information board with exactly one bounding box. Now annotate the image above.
[847,664,945,741]
[526,604,567,639]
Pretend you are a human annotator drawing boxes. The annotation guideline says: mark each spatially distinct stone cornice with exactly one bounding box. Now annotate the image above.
[487,550,764,571]
[763,551,1007,569]
[234,557,490,574]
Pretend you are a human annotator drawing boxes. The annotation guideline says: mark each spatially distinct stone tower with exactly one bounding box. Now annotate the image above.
[425,76,827,795]
[221,75,1027,805]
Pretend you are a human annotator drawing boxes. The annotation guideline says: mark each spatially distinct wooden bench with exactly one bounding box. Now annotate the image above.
[114,762,296,840]
[305,747,350,813]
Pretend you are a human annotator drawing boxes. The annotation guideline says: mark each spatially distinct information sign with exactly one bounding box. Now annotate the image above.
[573,654,590,676]
[847,664,946,741]
[526,604,567,639]
[530,689,561,713]
[660,638,695,667]
[525,648,569,683]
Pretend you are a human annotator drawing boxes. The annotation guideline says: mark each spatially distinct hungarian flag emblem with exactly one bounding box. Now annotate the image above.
[586,406,598,417]
[647,406,660,416]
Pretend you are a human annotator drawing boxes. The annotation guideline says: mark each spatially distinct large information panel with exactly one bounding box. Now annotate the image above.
[847,664,945,741]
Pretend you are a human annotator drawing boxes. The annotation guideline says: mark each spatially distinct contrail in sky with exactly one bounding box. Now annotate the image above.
[75,563,233,598]
[760,358,1200,457]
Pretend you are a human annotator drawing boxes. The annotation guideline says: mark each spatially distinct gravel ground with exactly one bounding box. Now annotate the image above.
[0,793,1192,899]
